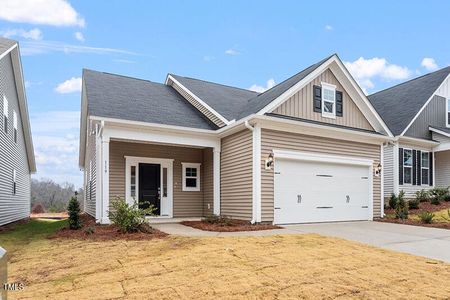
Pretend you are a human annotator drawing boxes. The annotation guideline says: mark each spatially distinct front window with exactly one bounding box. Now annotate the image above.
[421,152,429,185]
[403,149,412,184]
[130,165,136,198]
[182,163,201,191]
[321,83,336,118]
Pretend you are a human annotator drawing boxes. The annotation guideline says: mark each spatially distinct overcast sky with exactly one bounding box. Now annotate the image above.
[1,0,449,188]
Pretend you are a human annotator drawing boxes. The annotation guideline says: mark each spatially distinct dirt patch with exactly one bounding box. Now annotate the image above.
[181,219,281,232]
[30,212,68,220]
[51,214,168,241]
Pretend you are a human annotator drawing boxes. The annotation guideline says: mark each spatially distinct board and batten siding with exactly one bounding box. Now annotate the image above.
[83,127,96,218]
[261,129,382,222]
[271,68,374,131]
[220,130,253,220]
[0,53,31,226]
[169,79,226,128]
[383,144,394,199]
[404,95,446,140]
[109,141,213,217]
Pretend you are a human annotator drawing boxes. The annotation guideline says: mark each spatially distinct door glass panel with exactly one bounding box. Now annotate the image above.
[163,167,167,197]
[130,166,136,198]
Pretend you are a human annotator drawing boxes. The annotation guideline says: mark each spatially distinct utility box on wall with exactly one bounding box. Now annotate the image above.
[0,247,6,300]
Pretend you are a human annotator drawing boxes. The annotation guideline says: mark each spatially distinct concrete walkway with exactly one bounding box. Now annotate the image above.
[152,221,450,262]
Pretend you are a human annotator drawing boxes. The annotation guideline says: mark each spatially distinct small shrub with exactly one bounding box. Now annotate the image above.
[108,197,155,233]
[408,199,420,210]
[31,203,45,214]
[84,226,95,235]
[418,211,435,224]
[67,196,81,230]
[395,191,408,220]
[202,215,233,226]
[429,187,450,205]
[415,190,430,203]
[389,193,398,209]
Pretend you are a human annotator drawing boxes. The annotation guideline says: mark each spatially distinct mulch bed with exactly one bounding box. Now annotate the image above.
[181,219,281,232]
[51,214,168,241]
[379,201,450,230]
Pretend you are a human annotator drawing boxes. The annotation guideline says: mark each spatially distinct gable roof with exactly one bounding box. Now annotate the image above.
[169,74,258,121]
[237,54,335,119]
[368,66,450,136]
[83,69,218,130]
[0,38,36,172]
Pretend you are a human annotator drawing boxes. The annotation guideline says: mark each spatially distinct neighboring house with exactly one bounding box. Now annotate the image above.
[0,38,36,226]
[79,54,392,225]
[369,67,450,200]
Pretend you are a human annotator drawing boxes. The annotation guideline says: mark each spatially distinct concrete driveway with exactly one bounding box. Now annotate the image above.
[283,221,450,263]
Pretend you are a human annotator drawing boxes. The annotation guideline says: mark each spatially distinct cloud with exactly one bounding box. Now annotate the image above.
[55,77,81,94]
[30,111,82,187]
[325,25,333,31]
[249,78,276,93]
[421,57,438,71]
[20,40,137,56]
[225,49,240,56]
[74,31,85,42]
[0,28,43,40]
[112,58,136,64]
[24,80,43,88]
[344,57,411,93]
[203,55,215,62]
[0,0,85,27]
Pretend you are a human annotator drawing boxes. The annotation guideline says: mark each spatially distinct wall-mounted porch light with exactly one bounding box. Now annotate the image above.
[374,163,382,177]
[265,152,274,170]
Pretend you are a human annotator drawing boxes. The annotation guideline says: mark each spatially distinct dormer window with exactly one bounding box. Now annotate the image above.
[321,82,336,118]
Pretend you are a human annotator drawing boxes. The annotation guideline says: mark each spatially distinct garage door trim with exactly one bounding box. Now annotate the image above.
[273,149,374,223]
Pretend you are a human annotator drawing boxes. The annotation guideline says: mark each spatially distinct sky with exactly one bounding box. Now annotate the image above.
[1,0,449,188]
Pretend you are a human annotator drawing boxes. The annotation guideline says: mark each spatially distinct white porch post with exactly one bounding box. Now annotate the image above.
[95,133,102,222]
[101,137,110,224]
[213,147,221,215]
[252,124,262,223]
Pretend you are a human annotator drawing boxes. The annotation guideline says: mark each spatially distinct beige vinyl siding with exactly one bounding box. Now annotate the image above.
[271,68,374,131]
[398,143,434,199]
[261,129,382,222]
[383,144,394,199]
[221,130,253,220]
[83,128,96,217]
[435,151,450,188]
[109,141,213,217]
[202,148,214,216]
[169,79,227,128]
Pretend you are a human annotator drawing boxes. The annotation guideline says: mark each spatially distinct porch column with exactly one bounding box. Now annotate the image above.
[101,137,110,224]
[213,147,221,215]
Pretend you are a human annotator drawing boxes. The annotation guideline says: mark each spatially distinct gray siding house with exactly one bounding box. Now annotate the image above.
[0,38,36,226]
[369,67,450,200]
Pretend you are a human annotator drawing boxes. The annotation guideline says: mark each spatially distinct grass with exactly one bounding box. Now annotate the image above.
[1,221,450,299]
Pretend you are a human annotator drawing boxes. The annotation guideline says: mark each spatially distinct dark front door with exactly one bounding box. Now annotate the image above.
[139,163,160,215]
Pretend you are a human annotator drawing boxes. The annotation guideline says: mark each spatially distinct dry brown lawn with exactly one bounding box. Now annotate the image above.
[3,232,450,299]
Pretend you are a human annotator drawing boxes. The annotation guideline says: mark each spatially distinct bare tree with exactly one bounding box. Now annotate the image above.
[31,178,84,212]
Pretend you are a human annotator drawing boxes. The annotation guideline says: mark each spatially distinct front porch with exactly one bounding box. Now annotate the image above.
[95,121,221,224]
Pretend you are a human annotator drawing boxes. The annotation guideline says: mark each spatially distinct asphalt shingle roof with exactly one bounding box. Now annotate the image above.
[83,69,218,130]
[170,74,259,121]
[0,37,17,56]
[368,67,450,135]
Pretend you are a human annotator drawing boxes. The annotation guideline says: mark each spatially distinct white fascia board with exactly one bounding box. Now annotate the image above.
[395,135,439,148]
[167,75,230,125]
[400,73,450,136]
[0,43,17,61]
[254,115,393,144]
[429,126,450,138]
[79,81,88,168]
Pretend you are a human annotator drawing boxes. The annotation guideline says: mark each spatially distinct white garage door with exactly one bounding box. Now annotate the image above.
[274,156,371,224]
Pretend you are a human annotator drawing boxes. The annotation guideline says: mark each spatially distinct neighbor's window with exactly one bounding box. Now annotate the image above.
[3,96,8,134]
[89,160,93,200]
[12,169,16,195]
[421,152,429,185]
[13,110,17,143]
[403,149,413,184]
[447,99,450,127]
[182,163,201,191]
[321,83,336,118]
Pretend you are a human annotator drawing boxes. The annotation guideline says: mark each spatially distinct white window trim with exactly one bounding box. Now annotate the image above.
[421,151,429,186]
[447,98,450,128]
[3,96,8,117]
[321,82,336,119]
[181,162,201,192]
[403,148,412,185]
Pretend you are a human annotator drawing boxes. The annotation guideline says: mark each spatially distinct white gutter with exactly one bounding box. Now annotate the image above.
[244,120,254,132]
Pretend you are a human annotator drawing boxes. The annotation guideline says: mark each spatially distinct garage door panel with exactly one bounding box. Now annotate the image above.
[274,157,371,224]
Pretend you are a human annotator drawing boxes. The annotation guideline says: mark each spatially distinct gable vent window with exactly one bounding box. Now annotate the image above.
[13,110,17,143]
[321,83,336,118]
[3,96,8,134]
[403,149,413,184]
[12,169,16,195]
